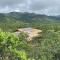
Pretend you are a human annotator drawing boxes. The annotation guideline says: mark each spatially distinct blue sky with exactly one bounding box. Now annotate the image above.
[0,0,60,15]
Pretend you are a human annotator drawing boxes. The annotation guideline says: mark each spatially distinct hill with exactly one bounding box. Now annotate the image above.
[0,12,60,60]
[0,12,60,31]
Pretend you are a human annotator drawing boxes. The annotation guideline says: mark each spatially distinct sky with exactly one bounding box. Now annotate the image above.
[0,0,60,15]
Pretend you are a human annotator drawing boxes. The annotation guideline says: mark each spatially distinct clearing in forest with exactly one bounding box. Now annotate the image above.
[15,28,42,41]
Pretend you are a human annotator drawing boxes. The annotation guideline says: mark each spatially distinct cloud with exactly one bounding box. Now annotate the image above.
[30,0,60,10]
[0,0,60,15]
[0,0,25,6]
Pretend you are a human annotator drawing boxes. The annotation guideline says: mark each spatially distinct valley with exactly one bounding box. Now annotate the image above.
[0,12,60,60]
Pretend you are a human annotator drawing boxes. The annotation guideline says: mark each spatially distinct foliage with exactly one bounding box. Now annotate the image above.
[0,30,27,60]
[0,12,60,60]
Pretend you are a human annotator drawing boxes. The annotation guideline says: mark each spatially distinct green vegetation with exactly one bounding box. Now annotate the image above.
[0,30,28,60]
[0,12,60,60]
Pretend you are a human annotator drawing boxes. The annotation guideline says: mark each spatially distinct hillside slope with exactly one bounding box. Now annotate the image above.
[0,12,60,31]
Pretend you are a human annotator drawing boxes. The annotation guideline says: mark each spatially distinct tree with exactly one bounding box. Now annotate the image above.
[0,31,27,60]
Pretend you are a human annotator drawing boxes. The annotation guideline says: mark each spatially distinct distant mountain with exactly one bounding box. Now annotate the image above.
[0,12,60,31]
[0,12,60,23]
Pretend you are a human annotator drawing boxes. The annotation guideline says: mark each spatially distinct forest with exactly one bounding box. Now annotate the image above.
[0,12,60,60]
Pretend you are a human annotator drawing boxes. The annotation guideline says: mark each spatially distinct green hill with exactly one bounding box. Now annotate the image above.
[0,12,60,60]
[0,12,60,31]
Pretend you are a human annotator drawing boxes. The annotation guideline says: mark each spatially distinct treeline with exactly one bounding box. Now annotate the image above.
[0,12,60,32]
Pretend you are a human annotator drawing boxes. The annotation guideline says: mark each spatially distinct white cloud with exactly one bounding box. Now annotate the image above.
[0,0,60,15]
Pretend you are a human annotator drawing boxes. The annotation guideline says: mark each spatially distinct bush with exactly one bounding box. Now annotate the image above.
[0,31,27,60]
